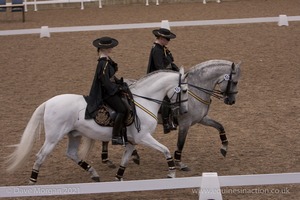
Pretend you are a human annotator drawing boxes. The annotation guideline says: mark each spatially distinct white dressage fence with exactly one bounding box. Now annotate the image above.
[24,0,100,11]
[0,172,299,199]
[0,15,299,37]
[23,0,169,12]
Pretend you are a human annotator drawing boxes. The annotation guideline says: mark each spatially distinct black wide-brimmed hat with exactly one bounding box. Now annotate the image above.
[152,28,176,39]
[93,37,119,49]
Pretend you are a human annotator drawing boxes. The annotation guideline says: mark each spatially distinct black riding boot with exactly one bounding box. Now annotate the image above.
[162,104,171,134]
[112,113,125,145]
[162,117,171,134]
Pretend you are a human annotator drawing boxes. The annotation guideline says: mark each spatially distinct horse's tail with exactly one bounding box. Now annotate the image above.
[78,137,95,160]
[6,102,46,173]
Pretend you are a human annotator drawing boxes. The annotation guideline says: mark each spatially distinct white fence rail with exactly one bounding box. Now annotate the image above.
[24,0,100,11]
[24,0,164,11]
[0,173,299,199]
[1,16,300,37]
[23,0,223,11]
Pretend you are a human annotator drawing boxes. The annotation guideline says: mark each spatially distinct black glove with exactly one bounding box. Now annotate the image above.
[118,82,128,92]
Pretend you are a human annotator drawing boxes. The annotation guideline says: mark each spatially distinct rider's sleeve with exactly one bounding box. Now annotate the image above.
[99,61,118,96]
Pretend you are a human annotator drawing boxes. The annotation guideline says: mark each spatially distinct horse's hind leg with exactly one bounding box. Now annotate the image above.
[30,140,59,184]
[66,132,100,182]
[101,141,138,168]
[200,115,228,157]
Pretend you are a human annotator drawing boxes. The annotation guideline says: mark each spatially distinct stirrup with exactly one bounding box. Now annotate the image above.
[170,121,177,130]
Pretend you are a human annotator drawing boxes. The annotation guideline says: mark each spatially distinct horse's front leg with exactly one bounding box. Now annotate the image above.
[140,134,176,178]
[115,143,135,181]
[200,115,228,157]
[101,142,140,169]
[101,141,116,169]
[174,124,191,171]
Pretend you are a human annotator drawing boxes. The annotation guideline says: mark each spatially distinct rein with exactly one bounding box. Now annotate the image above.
[188,83,224,100]
[132,93,167,105]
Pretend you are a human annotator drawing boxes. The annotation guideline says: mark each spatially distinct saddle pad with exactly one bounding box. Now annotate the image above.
[94,105,134,127]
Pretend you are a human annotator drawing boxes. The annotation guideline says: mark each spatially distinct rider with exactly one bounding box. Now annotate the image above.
[85,36,127,145]
[147,28,179,134]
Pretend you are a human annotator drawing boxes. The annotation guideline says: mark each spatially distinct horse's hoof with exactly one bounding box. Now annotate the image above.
[91,177,100,182]
[102,160,117,169]
[131,150,140,165]
[167,170,176,178]
[175,162,191,171]
[132,158,140,165]
[107,161,117,169]
[180,166,191,171]
[108,164,117,169]
[28,180,36,185]
[167,174,176,178]
[115,177,123,181]
[220,148,227,157]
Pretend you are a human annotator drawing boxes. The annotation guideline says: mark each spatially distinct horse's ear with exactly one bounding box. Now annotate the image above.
[179,66,184,76]
[235,61,242,68]
[231,62,235,70]
[184,73,189,80]
[233,61,242,77]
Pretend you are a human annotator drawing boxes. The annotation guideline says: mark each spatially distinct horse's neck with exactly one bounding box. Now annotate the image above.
[132,72,177,112]
[133,72,176,98]
[189,66,226,98]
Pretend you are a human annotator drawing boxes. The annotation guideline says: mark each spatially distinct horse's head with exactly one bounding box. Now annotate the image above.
[218,62,241,105]
[167,67,189,114]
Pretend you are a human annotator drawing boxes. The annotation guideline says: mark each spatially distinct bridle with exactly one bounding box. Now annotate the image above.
[188,63,238,104]
[218,66,239,97]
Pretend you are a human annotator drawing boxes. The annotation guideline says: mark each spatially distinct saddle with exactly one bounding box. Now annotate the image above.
[94,94,135,127]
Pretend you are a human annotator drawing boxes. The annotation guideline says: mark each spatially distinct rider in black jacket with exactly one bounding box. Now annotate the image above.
[147,28,179,134]
[85,37,127,145]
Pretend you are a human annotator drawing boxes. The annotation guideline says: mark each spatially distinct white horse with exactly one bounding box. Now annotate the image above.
[97,60,241,170]
[6,69,188,183]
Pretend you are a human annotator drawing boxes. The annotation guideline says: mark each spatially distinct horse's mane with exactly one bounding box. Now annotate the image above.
[130,70,178,88]
[187,60,233,74]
